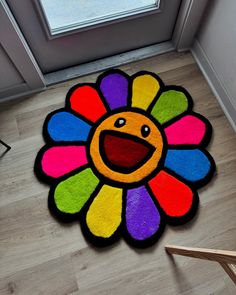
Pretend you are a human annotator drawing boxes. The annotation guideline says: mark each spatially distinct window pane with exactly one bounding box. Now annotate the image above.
[40,0,160,34]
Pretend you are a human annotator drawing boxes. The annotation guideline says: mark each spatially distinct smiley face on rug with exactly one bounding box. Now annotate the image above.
[89,110,165,184]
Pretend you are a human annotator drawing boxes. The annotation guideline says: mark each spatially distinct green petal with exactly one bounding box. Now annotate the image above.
[54,168,99,214]
[150,89,189,124]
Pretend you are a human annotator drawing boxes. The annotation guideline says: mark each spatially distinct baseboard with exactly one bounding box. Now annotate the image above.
[0,87,45,104]
[191,39,236,132]
[0,83,28,100]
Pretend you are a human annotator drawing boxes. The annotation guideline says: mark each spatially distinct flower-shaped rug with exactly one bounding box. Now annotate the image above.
[35,70,215,248]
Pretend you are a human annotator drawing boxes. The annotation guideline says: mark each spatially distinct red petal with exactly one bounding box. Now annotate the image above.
[69,85,107,123]
[148,171,193,217]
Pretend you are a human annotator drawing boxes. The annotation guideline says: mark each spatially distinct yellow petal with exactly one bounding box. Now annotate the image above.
[86,185,122,238]
[131,74,160,110]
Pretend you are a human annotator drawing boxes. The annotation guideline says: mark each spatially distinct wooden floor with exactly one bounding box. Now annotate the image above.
[0,52,235,295]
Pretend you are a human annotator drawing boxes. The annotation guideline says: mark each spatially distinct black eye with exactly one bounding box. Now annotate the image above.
[141,125,150,137]
[114,118,126,128]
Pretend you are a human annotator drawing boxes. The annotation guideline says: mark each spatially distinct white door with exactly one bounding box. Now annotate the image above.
[6,0,182,73]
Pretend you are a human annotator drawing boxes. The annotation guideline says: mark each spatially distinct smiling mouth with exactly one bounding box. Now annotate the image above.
[100,131,155,173]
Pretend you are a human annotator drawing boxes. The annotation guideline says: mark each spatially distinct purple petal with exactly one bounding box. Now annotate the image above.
[99,72,128,110]
[126,186,161,240]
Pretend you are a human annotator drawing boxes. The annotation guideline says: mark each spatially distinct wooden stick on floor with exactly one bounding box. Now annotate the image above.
[165,245,236,285]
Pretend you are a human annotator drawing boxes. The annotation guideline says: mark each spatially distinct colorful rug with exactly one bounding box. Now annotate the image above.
[35,69,215,248]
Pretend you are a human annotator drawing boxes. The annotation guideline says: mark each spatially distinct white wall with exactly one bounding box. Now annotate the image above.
[192,0,236,130]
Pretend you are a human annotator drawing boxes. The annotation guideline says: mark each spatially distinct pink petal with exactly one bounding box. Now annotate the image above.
[164,115,206,145]
[41,146,87,178]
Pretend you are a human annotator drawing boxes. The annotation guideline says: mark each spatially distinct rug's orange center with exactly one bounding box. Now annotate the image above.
[89,111,164,184]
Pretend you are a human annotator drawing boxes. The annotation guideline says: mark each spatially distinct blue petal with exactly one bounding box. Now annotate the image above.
[47,111,91,142]
[164,149,212,182]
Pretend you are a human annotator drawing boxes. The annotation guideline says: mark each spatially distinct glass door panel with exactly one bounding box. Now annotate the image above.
[40,0,160,35]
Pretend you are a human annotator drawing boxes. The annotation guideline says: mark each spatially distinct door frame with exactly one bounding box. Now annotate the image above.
[0,0,209,101]
[173,0,209,51]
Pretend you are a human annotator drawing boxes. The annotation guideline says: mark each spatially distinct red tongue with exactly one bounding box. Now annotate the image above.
[102,131,153,172]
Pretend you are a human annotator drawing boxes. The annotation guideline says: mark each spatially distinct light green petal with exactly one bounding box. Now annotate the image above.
[151,89,189,124]
[54,168,99,214]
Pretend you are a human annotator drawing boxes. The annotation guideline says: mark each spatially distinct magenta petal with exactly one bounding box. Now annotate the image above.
[41,146,87,178]
[164,115,206,145]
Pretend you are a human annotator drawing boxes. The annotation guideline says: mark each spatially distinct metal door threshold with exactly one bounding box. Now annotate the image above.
[44,41,174,86]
